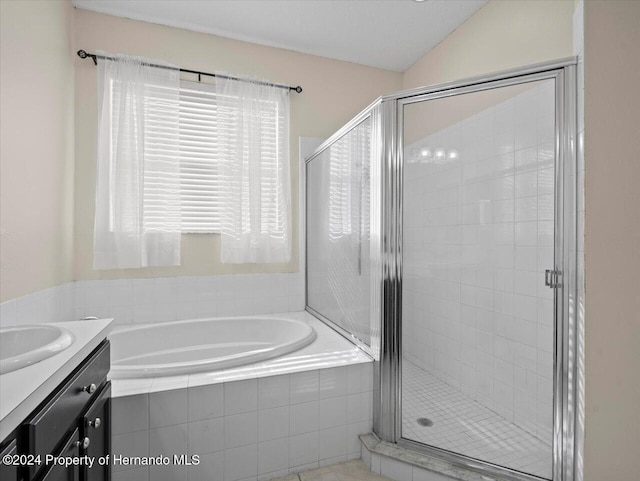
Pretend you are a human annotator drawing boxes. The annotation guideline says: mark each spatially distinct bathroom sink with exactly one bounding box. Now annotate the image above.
[0,325,75,375]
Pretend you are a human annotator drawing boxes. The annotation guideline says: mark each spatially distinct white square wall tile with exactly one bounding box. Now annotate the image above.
[111,431,149,473]
[111,467,149,481]
[290,370,319,404]
[188,451,223,481]
[149,463,186,481]
[319,396,347,430]
[347,422,370,455]
[347,392,372,424]
[258,438,289,475]
[258,374,289,409]
[149,388,187,428]
[224,444,258,481]
[318,426,347,461]
[289,401,319,436]
[347,363,373,394]
[258,406,289,442]
[149,423,187,457]
[224,412,258,449]
[288,431,319,468]
[112,394,149,435]
[318,367,348,399]
[188,417,224,455]
[188,384,224,422]
[225,379,258,415]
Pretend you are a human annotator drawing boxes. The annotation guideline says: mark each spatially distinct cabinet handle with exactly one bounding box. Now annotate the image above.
[81,383,97,394]
[76,437,91,449]
[89,417,101,429]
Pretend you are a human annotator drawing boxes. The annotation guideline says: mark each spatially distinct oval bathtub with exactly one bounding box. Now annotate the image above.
[109,316,316,379]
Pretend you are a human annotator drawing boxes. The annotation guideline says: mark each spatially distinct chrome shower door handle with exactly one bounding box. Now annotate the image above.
[545,269,561,288]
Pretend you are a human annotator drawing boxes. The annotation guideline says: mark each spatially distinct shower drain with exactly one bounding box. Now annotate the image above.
[416,417,434,427]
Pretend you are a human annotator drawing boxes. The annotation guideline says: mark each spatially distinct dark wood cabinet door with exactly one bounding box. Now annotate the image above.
[40,429,80,481]
[81,382,111,481]
[0,440,18,481]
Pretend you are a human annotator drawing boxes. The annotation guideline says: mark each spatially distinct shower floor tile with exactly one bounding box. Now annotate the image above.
[402,360,552,479]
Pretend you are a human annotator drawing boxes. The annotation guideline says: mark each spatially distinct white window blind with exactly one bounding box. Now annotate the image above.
[141,79,289,239]
[178,81,221,233]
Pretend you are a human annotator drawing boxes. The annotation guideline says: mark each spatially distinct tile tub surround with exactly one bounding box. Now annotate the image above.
[111,363,373,481]
[0,272,303,329]
[75,273,305,327]
[402,81,556,445]
[109,312,373,481]
[0,281,75,327]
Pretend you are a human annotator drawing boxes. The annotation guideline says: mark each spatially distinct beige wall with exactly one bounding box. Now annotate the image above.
[0,0,75,302]
[73,9,402,281]
[583,2,640,480]
[403,0,574,90]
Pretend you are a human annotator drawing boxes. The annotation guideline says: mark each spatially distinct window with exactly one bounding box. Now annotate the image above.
[142,80,286,235]
[96,52,290,268]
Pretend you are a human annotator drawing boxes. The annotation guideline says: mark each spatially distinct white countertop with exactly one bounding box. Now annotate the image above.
[0,319,114,441]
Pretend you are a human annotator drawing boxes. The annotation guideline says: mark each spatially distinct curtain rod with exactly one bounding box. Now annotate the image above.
[77,50,303,93]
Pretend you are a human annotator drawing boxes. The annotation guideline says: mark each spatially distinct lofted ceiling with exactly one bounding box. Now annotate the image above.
[72,0,488,72]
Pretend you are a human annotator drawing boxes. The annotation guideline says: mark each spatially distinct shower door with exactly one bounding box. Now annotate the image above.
[398,74,566,480]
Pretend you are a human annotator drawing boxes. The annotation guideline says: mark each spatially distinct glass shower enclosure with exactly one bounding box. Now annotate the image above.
[305,59,578,481]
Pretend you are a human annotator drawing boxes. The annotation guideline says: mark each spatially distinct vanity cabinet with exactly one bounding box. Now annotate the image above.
[0,440,18,480]
[39,429,80,481]
[0,340,111,481]
[81,383,111,481]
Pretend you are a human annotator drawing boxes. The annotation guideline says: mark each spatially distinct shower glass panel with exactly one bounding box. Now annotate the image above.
[401,80,556,479]
[307,117,374,349]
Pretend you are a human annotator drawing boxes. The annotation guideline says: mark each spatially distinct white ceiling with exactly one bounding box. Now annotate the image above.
[72,0,488,72]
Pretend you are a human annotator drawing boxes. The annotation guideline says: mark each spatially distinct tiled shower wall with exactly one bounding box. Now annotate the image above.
[402,82,555,444]
[0,273,304,328]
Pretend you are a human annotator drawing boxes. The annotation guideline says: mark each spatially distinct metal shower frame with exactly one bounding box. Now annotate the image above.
[304,57,578,481]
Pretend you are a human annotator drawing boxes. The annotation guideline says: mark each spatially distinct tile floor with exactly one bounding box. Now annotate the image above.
[273,460,391,481]
[402,361,552,479]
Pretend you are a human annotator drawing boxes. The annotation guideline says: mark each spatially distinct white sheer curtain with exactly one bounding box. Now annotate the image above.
[216,76,291,263]
[93,51,181,269]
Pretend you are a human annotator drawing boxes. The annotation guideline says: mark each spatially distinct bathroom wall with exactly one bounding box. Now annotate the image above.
[0,0,75,302]
[402,81,555,444]
[583,2,640,480]
[73,9,402,282]
[402,0,574,90]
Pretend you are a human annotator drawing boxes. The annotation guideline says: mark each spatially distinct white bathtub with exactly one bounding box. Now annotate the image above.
[109,316,317,379]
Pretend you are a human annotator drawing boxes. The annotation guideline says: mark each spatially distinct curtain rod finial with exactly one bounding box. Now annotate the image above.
[294,86,302,93]
[77,50,97,65]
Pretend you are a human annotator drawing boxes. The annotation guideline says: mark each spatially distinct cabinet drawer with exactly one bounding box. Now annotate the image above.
[81,382,111,481]
[21,341,110,480]
[38,429,80,481]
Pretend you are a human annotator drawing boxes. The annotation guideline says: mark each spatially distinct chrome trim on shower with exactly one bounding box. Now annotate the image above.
[305,56,579,481]
[388,60,578,481]
[373,98,402,441]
